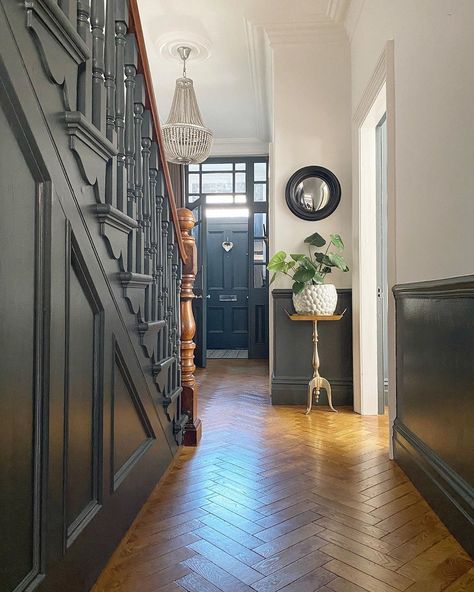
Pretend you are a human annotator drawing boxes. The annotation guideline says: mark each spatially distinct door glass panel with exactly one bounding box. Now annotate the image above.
[254,239,267,263]
[202,162,233,171]
[254,264,267,288]
[189,164,199,171]
[206,195,233,204]
[202,173,233,193]
[235,163,246,171]
[254,183,266,202]
[235,172,246,192]
[188,174,200,193]
[254,162,267,182]
[235,195,247,204]
[188,194,199,203]
[253,213,267,237]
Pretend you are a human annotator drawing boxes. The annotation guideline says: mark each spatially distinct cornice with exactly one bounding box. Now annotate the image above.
[211,137,269,157]
[260,19,347,46]
[344,0,366,42]
[326,0,351,23]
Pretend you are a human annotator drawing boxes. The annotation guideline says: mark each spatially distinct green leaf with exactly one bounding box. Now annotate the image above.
[290,253,306,261]
[292,281,305,294]
[327,252,349,271]
[267,261,287,272]
[322,266,332,274]
[267,250,287,270]
[269,273,277,286]
[300,256,317,270]
[313,272,325,284]
[293,267,315,283]
[314,252,332,266]
[330,234,344,250]
[304,232,326,247]
[287,260,296,269]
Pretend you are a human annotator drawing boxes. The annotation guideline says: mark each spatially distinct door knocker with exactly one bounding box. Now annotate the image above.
[222,239,233,252]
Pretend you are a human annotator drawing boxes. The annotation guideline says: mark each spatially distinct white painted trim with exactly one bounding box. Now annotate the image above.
[261,20,347,46]
[326,0,351,23]
[344,0,366,42]
[210,138,269,156]
[352,41,396,444]
[245,20,272,142]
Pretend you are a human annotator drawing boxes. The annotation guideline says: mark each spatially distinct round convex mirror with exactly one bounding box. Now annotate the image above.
[285,166,341,221]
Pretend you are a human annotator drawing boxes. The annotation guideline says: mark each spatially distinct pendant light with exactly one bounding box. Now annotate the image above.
[162,46,213,165]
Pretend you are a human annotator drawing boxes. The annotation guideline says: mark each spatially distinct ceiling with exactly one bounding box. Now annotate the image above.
[137,0,349,154]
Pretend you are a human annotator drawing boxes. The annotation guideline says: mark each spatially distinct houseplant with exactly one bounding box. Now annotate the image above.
[268,232,349,315]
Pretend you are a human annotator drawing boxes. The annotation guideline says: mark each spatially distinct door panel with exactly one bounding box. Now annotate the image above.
[207,220,249,349]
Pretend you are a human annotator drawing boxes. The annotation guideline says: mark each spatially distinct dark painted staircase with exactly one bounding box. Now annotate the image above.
[0,1,197,590]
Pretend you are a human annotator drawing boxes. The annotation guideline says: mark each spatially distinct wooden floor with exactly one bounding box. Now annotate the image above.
[93,360,473,592]
[207,349,249,359]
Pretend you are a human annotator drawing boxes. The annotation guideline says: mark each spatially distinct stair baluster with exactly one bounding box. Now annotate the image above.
[90,0,106,132]
[114,2,128,212]
[124,33,137,270]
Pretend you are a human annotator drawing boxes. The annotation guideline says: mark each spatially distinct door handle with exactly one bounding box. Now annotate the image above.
[194,294,210,299]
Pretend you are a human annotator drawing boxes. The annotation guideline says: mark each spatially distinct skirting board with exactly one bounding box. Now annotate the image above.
[271,377,353,406]
[394,419,474,557]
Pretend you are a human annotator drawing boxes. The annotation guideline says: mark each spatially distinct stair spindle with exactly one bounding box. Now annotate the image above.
[114,1,128,212]
[134,74,145,274]
[124,33,137,271]
[77,0,93,118]
[90,0,106,132]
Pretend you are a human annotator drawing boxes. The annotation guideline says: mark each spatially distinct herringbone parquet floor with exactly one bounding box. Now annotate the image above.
[93,360,473,592]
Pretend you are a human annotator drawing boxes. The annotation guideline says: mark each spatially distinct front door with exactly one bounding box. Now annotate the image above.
[207,219,249,349]
[186,157,269,361]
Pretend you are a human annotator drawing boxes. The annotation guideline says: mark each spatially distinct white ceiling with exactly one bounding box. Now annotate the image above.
[138,0,349,154]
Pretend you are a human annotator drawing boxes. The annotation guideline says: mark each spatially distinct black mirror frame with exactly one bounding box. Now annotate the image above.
[285,165,341,221]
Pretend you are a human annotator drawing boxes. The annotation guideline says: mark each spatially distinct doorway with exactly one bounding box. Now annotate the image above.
[185,157,269,367]
[352,42,396,439]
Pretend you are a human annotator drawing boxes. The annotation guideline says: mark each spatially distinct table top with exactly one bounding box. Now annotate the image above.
[287,310,346,322]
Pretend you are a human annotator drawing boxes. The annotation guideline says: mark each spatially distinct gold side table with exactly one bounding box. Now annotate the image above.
[288,312,345,415]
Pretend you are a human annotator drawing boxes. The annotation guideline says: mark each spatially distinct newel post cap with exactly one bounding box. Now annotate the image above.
[177,207,195,234]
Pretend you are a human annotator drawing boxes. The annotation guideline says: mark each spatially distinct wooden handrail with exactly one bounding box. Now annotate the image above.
[129,0,186,262]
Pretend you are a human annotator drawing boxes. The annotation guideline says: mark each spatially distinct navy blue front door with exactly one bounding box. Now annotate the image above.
[207,219,249,349]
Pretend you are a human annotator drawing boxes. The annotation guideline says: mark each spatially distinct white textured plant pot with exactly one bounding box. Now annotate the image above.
[292,283,338,315]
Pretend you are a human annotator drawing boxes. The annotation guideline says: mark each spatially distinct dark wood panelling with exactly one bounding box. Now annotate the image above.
[271,289,353,406]
[65,236,104,547]
[393,277,474,556]
[112,340,154,491]
[0,96,47,592]
[0,1,184,590]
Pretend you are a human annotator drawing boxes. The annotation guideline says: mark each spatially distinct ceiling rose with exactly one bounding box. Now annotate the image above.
[157,32,212,63]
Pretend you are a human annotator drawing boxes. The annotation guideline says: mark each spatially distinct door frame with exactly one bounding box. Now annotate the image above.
[376,114,389,414]
[352,42,396,450]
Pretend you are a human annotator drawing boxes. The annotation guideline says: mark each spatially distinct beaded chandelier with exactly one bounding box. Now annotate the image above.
[162,46,213,165]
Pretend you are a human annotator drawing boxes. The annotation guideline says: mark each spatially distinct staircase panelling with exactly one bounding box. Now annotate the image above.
[0,1,193,590]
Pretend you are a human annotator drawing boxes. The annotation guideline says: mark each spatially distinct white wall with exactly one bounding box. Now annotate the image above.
[269,35,352,290]
[349,0,474,284]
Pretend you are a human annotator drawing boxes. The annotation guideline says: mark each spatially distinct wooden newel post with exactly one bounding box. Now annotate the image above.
[178,208,202,446]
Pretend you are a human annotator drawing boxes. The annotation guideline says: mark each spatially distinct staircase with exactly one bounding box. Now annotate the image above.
[0,1,199,590]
